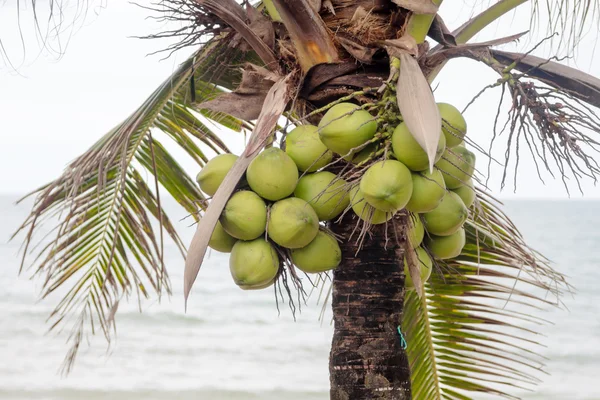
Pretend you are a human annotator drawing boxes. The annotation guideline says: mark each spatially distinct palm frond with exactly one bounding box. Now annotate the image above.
[403,190,569,399]
[12,36,246,373]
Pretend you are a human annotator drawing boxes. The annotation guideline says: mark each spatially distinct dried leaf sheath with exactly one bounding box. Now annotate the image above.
[269,0,339,71]
[397,53,442,173]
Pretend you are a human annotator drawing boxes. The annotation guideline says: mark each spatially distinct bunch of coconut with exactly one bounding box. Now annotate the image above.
[195,100,476,292]
[313,101,476,290]
[396,104,477,290]
[195,126,344,291]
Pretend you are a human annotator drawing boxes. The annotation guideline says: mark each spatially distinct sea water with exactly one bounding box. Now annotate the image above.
[1,196,598,399]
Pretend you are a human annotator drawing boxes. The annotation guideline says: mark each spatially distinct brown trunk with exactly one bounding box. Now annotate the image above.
[329,215,412,399]
[266,1,412,397]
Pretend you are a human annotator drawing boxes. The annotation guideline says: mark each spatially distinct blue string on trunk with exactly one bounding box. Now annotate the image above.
[397,326,407,350]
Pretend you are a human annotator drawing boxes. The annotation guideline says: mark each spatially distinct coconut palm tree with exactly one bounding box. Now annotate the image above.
[13,0,600,399]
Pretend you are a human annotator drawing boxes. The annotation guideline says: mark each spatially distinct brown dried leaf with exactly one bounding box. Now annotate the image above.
[468,31,528,48]
[196,93,266,121]
[196,0,277,69]
[308,0,322,12]
[183,74,292,305]
[245,4,275,49]
[350,5,369,22]
[196,65,278,120]
[391,0,438,14]
[385,36,419,58]
[325,73,386,88]
[428,14,457,46]
[423,32,528,80]
[396,52,441,172]
[270,0,339,71]
[338,36,380,64]
[432,32,528,60]
[301,62,360,96]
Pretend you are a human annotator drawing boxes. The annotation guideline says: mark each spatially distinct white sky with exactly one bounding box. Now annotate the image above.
[0,0,599,198]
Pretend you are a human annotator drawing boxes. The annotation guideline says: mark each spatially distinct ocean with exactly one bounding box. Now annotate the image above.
[1,195,599,400]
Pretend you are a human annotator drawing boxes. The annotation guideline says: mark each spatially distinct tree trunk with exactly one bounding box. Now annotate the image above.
[329,215,412,399]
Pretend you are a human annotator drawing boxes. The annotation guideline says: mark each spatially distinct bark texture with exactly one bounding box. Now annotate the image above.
[329,215,411,399]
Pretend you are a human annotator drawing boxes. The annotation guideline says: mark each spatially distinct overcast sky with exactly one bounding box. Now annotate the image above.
[0,0,599,198]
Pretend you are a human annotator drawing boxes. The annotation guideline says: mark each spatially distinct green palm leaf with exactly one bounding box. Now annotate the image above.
[12,37,245,373]
[403,191,568,399]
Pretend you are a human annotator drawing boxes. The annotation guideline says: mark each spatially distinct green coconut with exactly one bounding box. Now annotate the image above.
[318,103,377,156]
[407,214,425,248]
[426,227,466,260]
[230,238,279,290]
[243,277,277,290]
[268,197,319,248]
[220,191,267,240]
[359,160,413,212]
[247,147,299,201]
[435,146,476,189]
[349,186,392,225]
[392,122,446,172]
[406,169,446,213]
[438,103,467,148]
[422,191,468,236]
[291,231,342,273]
[294,171,349,221]
[285,125,333,172]
[196,154,238,196]
[208,221,237,253]
[404,247,433,290]
[452,179,476,208]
